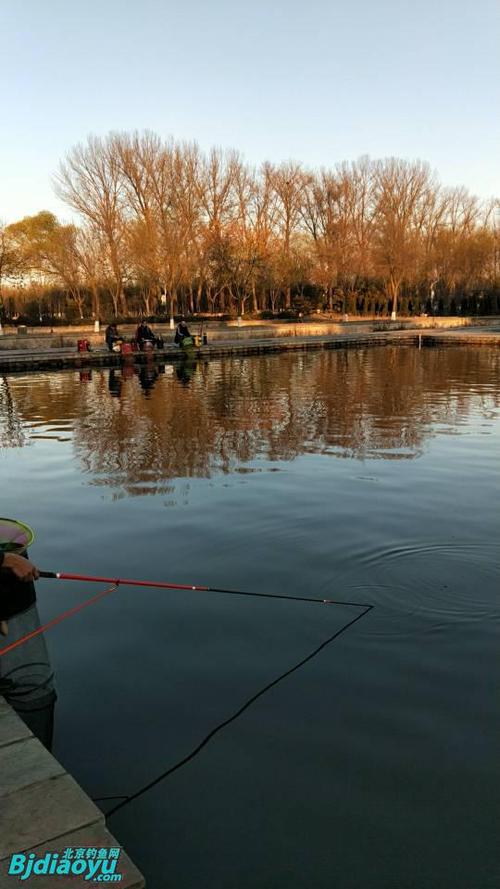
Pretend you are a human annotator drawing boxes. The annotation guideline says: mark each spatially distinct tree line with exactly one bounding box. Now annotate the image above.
[1,131,499,323]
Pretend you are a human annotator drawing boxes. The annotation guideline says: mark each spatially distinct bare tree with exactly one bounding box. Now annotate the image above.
[372,158,436,317]
[75,225,107,319]
[0,221,25,328]
[266,161,306,308]
[54,135,127,316]
[41,130,499,320]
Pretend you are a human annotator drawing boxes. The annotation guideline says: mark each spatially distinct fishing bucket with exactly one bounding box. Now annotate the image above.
[143,340,154,352]
[193,335,201,347]
[181,336,195,349]
[77,339,90,352]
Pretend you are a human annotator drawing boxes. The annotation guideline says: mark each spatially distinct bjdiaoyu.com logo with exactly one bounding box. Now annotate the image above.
[8,848,122,882]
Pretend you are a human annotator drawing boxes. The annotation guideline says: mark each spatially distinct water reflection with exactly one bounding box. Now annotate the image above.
[108,369,122,398]
[176,357,198,387]
[0,599,57,751]
[138,363,160,396]
[1,347,499,889]
[0,376,27,448]
[1,348,499,499]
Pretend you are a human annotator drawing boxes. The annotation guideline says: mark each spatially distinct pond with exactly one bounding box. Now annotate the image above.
[1,346,499,889]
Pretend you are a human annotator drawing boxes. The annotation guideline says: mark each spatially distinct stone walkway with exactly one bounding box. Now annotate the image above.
[0,698,145,888]
[0,326,498,374]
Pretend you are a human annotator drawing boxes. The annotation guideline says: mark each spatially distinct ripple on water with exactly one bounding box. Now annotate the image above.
[336,541,499,633]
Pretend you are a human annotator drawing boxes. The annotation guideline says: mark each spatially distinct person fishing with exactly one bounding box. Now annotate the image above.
[174,318,192,346]
[0,549,40,636]
[135,319,154,349]
[0,537,56,751]
[135,319,164,351]
[105,323,121,352]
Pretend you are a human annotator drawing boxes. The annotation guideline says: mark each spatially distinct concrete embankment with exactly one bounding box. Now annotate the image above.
[0,325,499,374]
[0,698,145,887]
[0,313,480,339]
[0,315,496,352]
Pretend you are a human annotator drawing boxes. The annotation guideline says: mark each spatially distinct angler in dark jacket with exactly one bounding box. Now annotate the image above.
[135,320,154,348]
[0,551,39,634]
[105,324,121,351]
[174,319,191,345]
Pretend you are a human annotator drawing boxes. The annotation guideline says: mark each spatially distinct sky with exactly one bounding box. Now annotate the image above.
[1,0,499,223]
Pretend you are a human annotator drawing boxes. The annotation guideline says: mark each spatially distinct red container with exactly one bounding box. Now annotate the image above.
[77,339,89,352]
[121,342,132,355]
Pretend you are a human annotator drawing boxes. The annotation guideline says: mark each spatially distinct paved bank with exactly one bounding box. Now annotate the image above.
[0,698,145,887]
[0,327,499,374]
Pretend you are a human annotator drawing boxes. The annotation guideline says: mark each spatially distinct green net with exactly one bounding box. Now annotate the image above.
[0,518,35,553]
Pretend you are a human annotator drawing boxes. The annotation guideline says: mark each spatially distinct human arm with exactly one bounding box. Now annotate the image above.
[0,551,39,581]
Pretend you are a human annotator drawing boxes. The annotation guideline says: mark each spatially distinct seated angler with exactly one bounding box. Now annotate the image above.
[135,319,159,350]
[137,319,165,350]
[105,323,121,352]
[174,318,192,346]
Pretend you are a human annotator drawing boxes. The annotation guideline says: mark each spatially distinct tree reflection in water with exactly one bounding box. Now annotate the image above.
[1,347,499,499]
[0,376,27,448]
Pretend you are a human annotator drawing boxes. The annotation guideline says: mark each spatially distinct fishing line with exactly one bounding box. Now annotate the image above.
[103,602,373,818]
[0,566,373,817]
[0,585,118,658]
[92,795,130,803]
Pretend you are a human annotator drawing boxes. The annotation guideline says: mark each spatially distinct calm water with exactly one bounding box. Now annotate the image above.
[1,346,499,889]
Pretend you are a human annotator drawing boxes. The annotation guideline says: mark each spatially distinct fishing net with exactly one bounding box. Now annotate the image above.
[0,517,34,553]
[0,605,56,749]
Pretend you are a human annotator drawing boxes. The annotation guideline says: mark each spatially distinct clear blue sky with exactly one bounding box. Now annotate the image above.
[1,0,499,222]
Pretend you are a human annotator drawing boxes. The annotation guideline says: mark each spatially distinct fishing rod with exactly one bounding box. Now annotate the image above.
[38,571,371,608]
[1,569,371,659]
[2,556,375,816]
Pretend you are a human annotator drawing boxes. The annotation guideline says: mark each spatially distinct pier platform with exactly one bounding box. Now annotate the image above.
[0,325,499,374]
[0,698,145,888]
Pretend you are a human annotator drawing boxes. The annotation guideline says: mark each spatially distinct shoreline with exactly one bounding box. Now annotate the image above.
[0,698,145,887]
[0,325,499,374]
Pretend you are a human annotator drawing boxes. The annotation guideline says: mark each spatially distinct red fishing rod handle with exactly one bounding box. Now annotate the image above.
[39,571,209,591]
